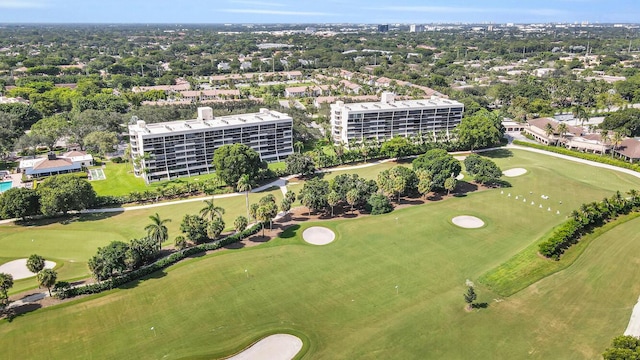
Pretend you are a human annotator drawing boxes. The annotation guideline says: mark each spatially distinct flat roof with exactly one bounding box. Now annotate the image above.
[333,97,463,112]
[129,109,292,136]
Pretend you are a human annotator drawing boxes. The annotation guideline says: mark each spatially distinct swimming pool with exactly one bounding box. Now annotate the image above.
[0,181,12,192]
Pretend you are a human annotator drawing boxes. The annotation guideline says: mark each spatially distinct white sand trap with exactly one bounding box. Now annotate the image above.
[452,216,485,229]
[503,168,527,177]
[624,295,640,336]
[0,259,56,280]
[228,334,303,360]
[302,226,335,245]
[456,173,464,180]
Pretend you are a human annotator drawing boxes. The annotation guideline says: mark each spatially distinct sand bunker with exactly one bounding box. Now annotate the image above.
[503,168,527,177]
[0,259,56,280]
[455,173,464,180]
[302,226,336,245]
[452,216,485,229]
[625,295,640,337]
[228,334,303,360]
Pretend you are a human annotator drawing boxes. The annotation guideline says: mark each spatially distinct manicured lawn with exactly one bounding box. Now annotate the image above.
[90,162,223,197]
[1,149,639,359]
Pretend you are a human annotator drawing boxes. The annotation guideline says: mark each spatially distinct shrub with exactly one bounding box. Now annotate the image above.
[367,193,393,215]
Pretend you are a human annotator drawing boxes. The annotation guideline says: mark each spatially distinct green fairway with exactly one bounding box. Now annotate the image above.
[0,189,283,294]
[1,149,640,359]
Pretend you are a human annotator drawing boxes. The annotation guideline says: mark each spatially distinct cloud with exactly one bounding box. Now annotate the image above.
[0,0,47,8]
[221,9,335,16]
[229,0,285,6]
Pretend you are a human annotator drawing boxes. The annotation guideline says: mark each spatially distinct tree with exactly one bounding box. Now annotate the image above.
[199,198,225,222]
[603,335,640,360]
[249,203,259,222]
[37,174,97,216]
[346,188,359,214]
[234,215,248,233]
[463,286,477,309]
[36,268,57,296]
[457,109,503,151]
[256,203,276,236]
[415,169,433,198]
[464,154,502,184]
[285,153,316,177]
[557,122,569,141]
[30,115,69,150]
[544,123,555,139]
[298,177,330,215]
[367,193,393,215]
[126,237,159,269]
[0,188,40,219]
[413,149,461,190]
[377,166,417,203]
[327,191,341,217]
[207,217,225,239]
[144,213,171,250]
[179,214,208,244]
[236,174,252,219]
[84,130,118,156]
[26,254,45,274]
[174,236,188,250]
[381,136,413,159]
[212,143,265,187]
[88,241,129,281]
[0,272,13,310]
[444,177,457,195]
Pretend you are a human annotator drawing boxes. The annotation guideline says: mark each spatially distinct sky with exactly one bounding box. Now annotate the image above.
[0,0,639,24]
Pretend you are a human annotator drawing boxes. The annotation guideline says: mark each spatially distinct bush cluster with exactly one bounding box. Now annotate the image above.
[57,223,262,299]
[538,191,640,259]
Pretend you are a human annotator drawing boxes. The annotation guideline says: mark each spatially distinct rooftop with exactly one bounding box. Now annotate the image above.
[129,108,292,136]
[333,95,463,112]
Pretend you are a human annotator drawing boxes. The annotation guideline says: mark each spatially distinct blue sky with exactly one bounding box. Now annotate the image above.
[0,0,638,24]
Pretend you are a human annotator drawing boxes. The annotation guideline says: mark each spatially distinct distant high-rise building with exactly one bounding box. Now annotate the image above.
[409,24,424,33]
[330,92,464,145]
[377,24,389,33]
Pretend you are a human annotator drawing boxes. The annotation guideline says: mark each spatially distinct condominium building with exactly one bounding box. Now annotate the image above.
[330,92,464,145]
[128,107,293,183]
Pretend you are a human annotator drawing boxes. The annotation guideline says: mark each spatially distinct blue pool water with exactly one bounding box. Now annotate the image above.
[0,181,12,192]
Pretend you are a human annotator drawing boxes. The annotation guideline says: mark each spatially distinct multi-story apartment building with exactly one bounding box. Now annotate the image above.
[129,107,293,183]
[329,92,464,145]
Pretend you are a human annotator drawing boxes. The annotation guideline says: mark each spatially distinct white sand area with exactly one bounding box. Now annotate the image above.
[452,216,485,229]
[455,173,464,180]
[503,168,527,177]
[228,334,303,360]
[624,295,640,337]
[302,226,336,245]
[0,259,56,280]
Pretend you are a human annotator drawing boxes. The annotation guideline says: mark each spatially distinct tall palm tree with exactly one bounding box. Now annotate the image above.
[200,198,225,222]
[144,213,171,250]
[236,174,252,220]
[544,123,555,140]
[557,122,569,141]
[612,131,624,158]
[36,269,57,296]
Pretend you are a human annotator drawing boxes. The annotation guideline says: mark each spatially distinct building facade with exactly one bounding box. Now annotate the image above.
[330,93,464,145]
[129,107,293,183]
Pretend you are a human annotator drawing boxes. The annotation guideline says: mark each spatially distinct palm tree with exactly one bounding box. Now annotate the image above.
[294,141,304,153]
[544,123,555,141]
[236,174,252,220]
[37,269,57,296]
[557,122,569,142]
[612,131,624,157]
[573,105,588,128]
[200,198,225,222]
[144,213,171,250]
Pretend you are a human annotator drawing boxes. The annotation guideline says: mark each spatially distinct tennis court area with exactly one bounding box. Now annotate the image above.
[89,168,106,181]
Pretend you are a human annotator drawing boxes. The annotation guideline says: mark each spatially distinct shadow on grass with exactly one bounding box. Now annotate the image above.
[15,211,123,227]
[119,270,167,290]
[5,303,42,322]
[471,302,489,309]
[279,224,301,239]
[482,149,513,159]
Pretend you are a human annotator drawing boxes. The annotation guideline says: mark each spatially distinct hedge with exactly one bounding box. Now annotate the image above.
[512,140,640,173]
[57,222,263,299]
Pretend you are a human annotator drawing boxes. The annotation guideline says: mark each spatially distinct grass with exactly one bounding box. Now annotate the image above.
[89,162,222,197]
[1,149,640,358]
[0,188,283,295]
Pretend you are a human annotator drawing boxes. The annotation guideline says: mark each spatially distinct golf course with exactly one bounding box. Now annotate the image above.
[1,148,639,359]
